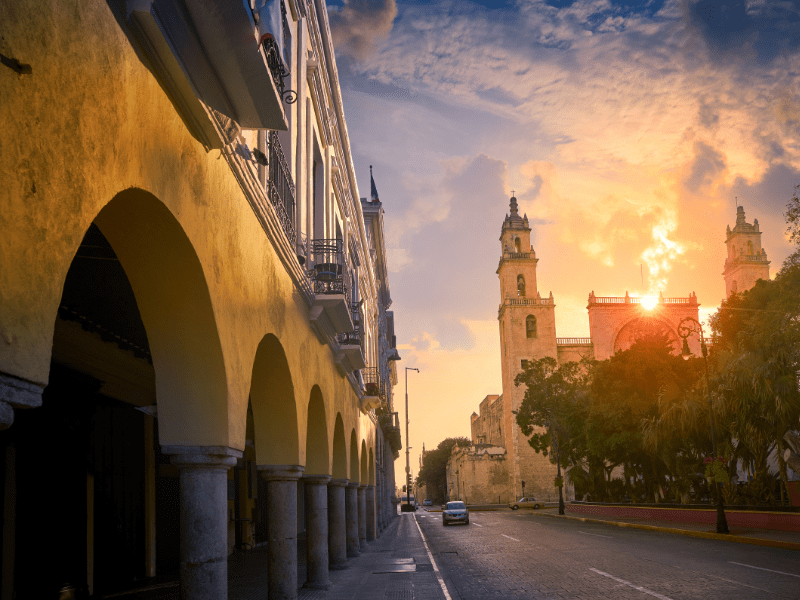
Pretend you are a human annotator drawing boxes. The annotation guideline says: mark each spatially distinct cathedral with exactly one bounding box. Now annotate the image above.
[447,198,771,504]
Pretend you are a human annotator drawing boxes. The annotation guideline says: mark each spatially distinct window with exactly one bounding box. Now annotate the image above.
[526,315,537,338]
[517,275,526,297]
[521,359,529,369]
[514,237,521,253]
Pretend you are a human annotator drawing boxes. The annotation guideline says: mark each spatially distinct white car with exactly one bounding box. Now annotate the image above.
[442,501,469,525]
[509,497,541,510]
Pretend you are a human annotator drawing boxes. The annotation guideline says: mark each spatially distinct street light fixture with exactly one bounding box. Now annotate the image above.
[677,316,729,534]
[405,367,419,511]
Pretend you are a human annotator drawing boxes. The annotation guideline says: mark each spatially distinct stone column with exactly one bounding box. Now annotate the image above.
[259,465,304,600]
[0,372,44,430]
[366,484,376,541]
[165,446,241,600]
[345,482,360,557]
[302,475,331,589]
[327,479,348,569]
[357,484,367,550]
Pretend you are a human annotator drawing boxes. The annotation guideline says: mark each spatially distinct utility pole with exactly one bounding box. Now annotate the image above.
[405,367,419,510]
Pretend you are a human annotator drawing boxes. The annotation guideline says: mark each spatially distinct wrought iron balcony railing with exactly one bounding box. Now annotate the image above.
[308,238,353,307]
[336,303,363,347]
[266,131,296,244]
[362,367,386,400]
[258,0,296,104]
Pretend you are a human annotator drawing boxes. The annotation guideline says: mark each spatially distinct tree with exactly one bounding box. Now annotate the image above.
[416,437,470,504]
[515,357,594,499]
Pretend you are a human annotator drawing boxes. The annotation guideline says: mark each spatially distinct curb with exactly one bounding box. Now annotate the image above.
[541,513,800,551]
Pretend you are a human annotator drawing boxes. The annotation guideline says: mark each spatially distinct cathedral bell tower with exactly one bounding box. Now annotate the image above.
[496,195,559,502]
[723,205,770,298]
[497,195,557,369]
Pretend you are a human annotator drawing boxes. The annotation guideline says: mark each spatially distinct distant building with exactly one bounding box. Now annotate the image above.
[724,205,770,298]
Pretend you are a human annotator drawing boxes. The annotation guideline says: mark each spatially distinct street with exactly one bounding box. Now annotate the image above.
[415,509,800,600]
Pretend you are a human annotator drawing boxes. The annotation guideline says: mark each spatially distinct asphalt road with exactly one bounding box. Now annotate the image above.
[415,509,800,600]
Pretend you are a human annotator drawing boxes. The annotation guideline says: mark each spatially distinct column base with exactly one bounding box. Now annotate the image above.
[303,581,333,590]
[329,562,349,571]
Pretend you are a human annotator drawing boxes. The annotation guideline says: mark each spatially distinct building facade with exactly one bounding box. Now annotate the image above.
[0,1,402,599]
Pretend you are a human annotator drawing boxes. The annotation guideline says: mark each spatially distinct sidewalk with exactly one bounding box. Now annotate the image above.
[99,514,447,600]
[298,513,447,600]
[537,507,800,551]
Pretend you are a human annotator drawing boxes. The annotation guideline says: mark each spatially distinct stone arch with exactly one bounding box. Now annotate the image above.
[517,275,526,297]
[613,317,679,355]
[514,237,521,253]
[332,413,347,479]
[360,440,368,484]
[526,314,537,338]
[305,385,329,475]
[349,430,360,483]
[249,334,299,465]
[368,447,375,485]
[91,189,229,445]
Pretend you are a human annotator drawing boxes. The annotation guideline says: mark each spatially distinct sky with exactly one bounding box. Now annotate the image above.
[325,0,800,490]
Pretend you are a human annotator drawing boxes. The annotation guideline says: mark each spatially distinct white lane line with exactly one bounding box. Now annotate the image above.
[579,531,612,539]
[729,562,800,579]
[473,523,483,527]
[590,568,674,600]
[502,534,520,541]
[413,514,453,600]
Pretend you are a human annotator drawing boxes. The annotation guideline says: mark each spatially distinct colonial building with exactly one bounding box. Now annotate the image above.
[454,199,772,505]
[0,1,402,599]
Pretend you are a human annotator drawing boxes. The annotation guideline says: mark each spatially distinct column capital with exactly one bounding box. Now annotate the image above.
[258,464,304,481]
[328,478,349,488]
[302,474,331,485]
[365,484,375,491]
[346,481,360,489]
[165,446,241,470]
[0,372,45,409]
[357,483,368,491]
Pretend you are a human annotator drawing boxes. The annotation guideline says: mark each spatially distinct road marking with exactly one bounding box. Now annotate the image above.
[729,562,800,579]
[502,534,520,541]
[590,568,674,600]
[413,515,453,600]
[579,531,612,538]
[473,523,483,527]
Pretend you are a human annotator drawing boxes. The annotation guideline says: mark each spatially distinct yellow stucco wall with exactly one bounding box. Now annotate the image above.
[0,0,374,474]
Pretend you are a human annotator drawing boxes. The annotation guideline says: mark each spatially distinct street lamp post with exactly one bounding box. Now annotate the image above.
[677,316,729,534]
[546,416,566,515]
[405,367,419,511]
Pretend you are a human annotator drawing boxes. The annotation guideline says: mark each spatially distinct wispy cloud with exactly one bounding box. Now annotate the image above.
[329,0,398,61]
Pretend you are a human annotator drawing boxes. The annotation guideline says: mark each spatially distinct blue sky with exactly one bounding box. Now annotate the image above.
[325,0,800,482]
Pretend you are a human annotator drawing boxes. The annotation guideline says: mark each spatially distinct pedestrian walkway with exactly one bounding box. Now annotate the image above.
[538,508,800,550]
[99,513,449,600]
[299,513,447,600]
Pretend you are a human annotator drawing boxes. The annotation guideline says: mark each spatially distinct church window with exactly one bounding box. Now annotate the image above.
[514,237,521,253]
[517,275,526,297]
[526,315,537,338]
[521,359,529,369]
[747,240,753,254]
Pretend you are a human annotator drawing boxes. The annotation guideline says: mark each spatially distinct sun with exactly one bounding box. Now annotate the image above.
[641,296,658,310]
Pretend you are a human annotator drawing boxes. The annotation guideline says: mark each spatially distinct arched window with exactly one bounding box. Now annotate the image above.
[747,240,753,255]
[526,315,537,338]
[514,237,521,253]
[517,275,526,297]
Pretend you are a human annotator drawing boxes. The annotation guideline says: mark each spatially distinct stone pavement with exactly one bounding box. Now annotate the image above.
[100,513,448,600]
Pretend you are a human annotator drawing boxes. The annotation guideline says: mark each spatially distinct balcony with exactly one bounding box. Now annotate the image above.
[127,0,289,151]
[378,409,402,454]
[361,367,386,411]
[308,239,354,337]
[335,304,366,372]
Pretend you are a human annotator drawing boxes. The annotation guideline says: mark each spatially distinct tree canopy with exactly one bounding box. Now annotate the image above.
[416,436,470,504]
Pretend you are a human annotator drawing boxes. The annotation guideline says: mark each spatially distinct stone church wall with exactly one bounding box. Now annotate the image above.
[447,445,511,504]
